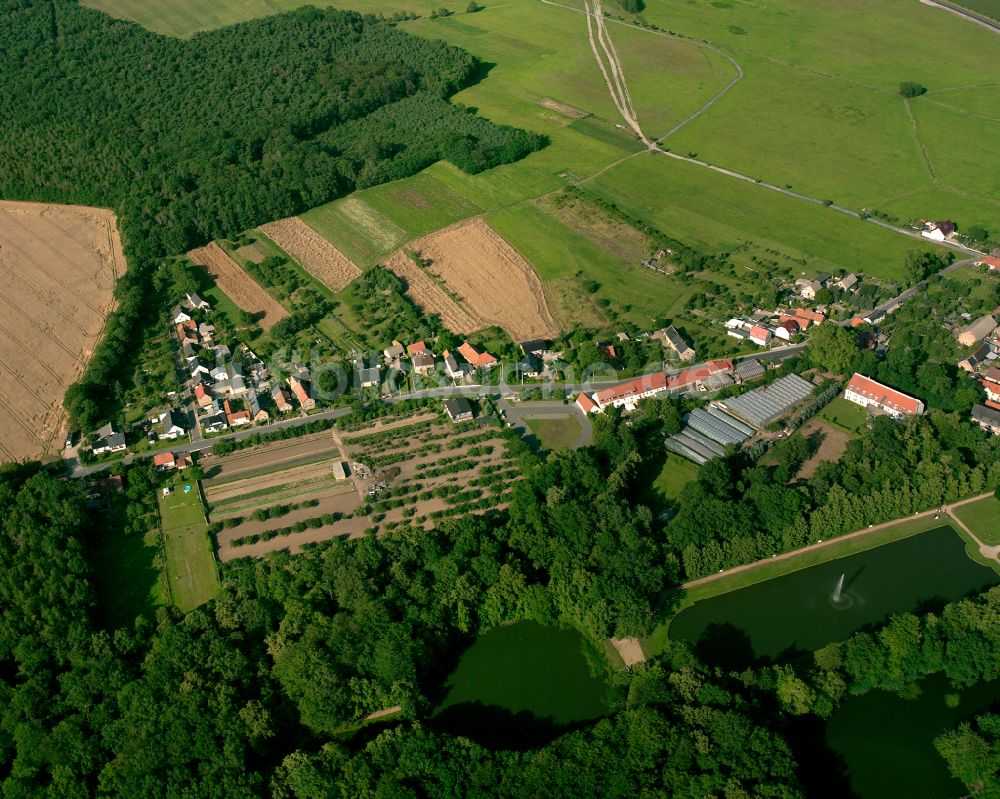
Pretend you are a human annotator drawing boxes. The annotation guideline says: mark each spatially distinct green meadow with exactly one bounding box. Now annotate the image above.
[78,0,993,334]
[158,486,220,613]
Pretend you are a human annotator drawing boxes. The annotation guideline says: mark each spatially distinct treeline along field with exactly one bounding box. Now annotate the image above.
[0,1,543,430]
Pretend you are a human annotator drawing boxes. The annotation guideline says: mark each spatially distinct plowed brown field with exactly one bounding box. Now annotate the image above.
[384,250,481,333]
[0,201,122,462]
[187,242,289,329]
[258,217,362,291]
[394,219,559,341]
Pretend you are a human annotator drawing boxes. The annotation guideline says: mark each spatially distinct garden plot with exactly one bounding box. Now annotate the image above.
[258,217,362,291]
[187,241,289,330]
[201,430,341,484]
[0,201,122,462]
[392,218,560,342]
[221,414,520,561]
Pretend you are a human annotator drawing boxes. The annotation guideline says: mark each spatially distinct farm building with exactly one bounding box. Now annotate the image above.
[956,315,997,347]
[224,399,251,427]
[844,373,924,418]
[289,376,315,410]
[921,220,956,241]
[719,373,814,428]
[593,372,668,412]
[959,342,992,372]
[444,397,474,423]
[576,393,598,414]
[185,292,210,311]
[271,386,293,413]
[458,341,498,369]
[659,325,695,361]
[332,460,350,480]
[838,273,859,292]
[749,325,773,347]
[971,403,1000,435]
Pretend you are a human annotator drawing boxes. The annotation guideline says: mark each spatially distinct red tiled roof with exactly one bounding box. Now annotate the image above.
[594,372,667,405]
[576,393,597,413]
[153,452,175,467]
[749,325,771,340]
[793,308,826,324]
[707,359,733,374]
[779,319,801,333]
[850,316,866,328]
[457,341,497,367]
[290,376,310,402]
[847,373,924,415]
[987,400,1000,412]
[194,383,208,400]
[978,255,1000,270]
[407,341,429,355]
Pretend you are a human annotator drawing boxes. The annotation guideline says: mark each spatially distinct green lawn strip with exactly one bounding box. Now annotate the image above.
[91,530,167,629]
[203,451,341,488]
[487,202,693,327]
[954,496,1000,545]
[158,487,219,612]
[524,416,581,451]
[652,453,699,502]
[642,515,973,658]
[818,396,869,436]
[589,153,931,281]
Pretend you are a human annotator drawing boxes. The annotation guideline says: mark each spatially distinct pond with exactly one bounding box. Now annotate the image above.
[670,526,998,665]
[827,673,1000,798]
[433,620,609,748]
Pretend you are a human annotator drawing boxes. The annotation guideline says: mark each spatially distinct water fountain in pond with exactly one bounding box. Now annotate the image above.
[830,572,854,609]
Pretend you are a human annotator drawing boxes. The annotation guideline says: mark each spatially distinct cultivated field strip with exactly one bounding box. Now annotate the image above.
[394,219,559,342]
[201,431,340,484]
[384,249,481,333]
[219,417,519,561]
[217,488,361,546]
[204,459,344,503]
[258,217,362,292]
[0,201,120,462]
[187,241,290,330]
[212,480,355,520]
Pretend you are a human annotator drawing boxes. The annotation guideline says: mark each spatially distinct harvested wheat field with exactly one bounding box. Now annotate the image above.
[385,249,481,334]
[187,242,289,330]
[258,217,362,291]
[398,218,559,341]
[0,201,122,462]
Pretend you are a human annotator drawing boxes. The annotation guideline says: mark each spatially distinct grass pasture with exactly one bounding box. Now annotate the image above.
[954,496,1000,545]
[819,397,870,436]
[589,153,931,281]
[158,485,220,612]
[652,453,700,503]
[81,0,280,37]
[525,415,582,451]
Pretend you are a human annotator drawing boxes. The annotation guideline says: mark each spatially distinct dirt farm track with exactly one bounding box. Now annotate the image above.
[0,201,122,462]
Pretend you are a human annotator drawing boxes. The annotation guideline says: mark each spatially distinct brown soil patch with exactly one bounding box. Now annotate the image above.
[205,459,342,503]
[392,219,560,341]
[0,200,122,461]
[187,241,289,330]
[384,250,481,334]
[234,241,267,264]
[539,98,589,119]
[217,486,360,545]
[258,217,362,292]
[539,194,649,263]
[797,418,851,479]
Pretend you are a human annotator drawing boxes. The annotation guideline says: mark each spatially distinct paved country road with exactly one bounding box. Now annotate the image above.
[921,0,1000,33]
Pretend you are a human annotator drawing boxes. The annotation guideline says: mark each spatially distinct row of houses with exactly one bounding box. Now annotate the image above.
[726,307,826,348]
[795,272,860,300]
[575,358,765,414]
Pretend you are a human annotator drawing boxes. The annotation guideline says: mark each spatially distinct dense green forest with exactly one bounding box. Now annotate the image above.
[0,1,542,428]
[0,451,804,796]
